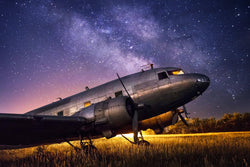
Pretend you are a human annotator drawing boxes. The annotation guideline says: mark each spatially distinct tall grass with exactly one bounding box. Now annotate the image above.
[0,132,249,167]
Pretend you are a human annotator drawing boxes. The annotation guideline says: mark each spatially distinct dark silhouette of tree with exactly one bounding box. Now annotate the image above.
[166,112,250,134]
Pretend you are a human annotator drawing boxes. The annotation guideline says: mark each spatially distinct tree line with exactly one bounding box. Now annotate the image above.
[166,112,250,134]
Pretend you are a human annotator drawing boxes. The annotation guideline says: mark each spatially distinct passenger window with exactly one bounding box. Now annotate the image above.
[57,111,63,116]
[158,72,168,80]
[84,101,91,107]
[115,91,123,97]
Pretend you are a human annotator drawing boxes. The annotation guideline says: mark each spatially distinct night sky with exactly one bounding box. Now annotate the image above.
[0,0,249,118]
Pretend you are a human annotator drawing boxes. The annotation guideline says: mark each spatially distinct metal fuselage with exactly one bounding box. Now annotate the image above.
[26,67,210,139]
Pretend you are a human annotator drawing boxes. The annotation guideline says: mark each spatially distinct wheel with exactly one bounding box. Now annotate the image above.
[81,145,101,158]
[137,140,150,146]
[82,145,97,153]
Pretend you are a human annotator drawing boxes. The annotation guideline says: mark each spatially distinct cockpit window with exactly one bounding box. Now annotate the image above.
[158,72,168,80]
[167,70,184,75]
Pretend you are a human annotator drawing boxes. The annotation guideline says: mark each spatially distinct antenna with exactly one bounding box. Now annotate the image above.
[57,97,62,101]
[140,63,154,71]
[150,64,154,69]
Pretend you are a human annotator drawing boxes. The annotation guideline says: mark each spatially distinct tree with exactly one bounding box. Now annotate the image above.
[164,112,250,134]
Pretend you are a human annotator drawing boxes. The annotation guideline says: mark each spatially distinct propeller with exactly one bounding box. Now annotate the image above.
[132,108,139,143]
[183,105,190,118]
[177,105,189,126]
[116,73,139,144]
[178,112,188,126]
[172,112,178,125]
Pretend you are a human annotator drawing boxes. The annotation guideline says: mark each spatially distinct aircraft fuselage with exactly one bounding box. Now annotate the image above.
[25,67,209,138]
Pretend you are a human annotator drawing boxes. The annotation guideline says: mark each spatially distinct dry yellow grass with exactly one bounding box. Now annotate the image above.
[0,132,249,167]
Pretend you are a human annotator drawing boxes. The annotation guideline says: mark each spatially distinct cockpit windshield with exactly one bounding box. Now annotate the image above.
[167,70,184,75]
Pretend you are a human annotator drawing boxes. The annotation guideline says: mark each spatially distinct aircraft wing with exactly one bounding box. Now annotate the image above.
[0,113,92,148]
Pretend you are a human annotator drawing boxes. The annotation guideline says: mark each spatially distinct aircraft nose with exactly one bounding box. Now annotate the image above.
[195,74,210,94]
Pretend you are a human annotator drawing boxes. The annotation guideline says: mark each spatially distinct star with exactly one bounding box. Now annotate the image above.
[0,0,249,118]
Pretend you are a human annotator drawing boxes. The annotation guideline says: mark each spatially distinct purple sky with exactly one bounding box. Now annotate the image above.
[0,0,249,118]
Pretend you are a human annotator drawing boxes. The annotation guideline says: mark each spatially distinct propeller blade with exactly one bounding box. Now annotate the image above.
[178,113,189,127]
[116,73,139,144]
[183,105,187,113]
[172,112,178,125]
[183,105,190,118]
[132,110,139,143]
[116,73,133,101]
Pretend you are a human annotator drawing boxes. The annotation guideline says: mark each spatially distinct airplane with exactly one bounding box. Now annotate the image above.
[0,65,210,151]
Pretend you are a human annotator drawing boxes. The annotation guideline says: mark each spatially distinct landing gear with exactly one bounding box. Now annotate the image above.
[137,140,150,146]
[121,131,150,146]
[79,135,98,155]
[138,131,150,146]
[65,135,98,155]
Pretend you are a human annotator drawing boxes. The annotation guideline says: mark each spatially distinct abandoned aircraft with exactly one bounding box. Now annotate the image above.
[0,66,210,150]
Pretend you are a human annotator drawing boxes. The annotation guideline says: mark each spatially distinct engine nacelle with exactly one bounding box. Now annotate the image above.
[139,111,175,134]
[73,96,133,138]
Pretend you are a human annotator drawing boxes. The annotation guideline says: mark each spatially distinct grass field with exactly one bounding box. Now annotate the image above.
[0,132,249,167]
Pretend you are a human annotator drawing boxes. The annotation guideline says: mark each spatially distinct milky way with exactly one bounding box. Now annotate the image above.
[0,0,249,118]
